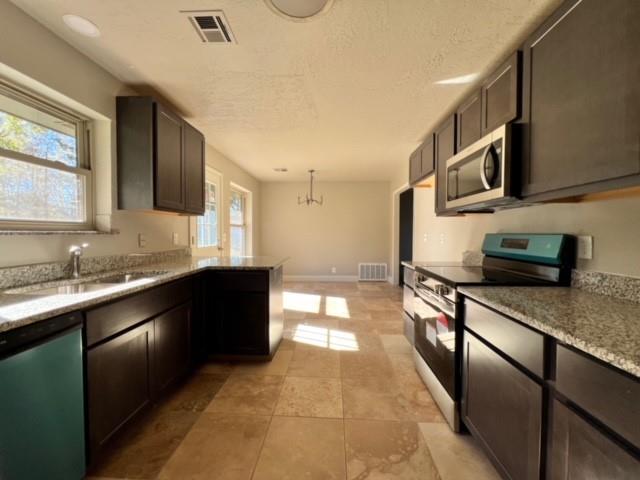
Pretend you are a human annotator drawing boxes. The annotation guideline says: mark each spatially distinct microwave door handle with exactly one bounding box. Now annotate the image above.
[480,145,493,190]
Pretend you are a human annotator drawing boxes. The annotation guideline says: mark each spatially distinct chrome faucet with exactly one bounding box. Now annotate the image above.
[69,243,89,279]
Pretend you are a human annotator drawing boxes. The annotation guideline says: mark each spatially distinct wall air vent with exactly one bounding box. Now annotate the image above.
[358,263,388,282]
[185,11,236,44]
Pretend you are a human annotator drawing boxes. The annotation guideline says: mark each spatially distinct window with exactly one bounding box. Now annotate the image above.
[229,188,246,256]
[0,82,91,228]
[196,168,221,248]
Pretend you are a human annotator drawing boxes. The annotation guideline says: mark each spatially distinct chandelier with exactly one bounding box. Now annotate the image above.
[298,169,323,206]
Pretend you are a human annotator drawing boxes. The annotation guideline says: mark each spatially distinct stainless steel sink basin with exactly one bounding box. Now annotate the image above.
[5,270,169,296]
[27,283,113,296]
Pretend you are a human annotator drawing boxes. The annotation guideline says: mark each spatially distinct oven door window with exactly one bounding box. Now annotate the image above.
[448,141,502,201]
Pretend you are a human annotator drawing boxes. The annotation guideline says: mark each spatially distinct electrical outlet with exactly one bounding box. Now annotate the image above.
[331,267,337,274]
[439,233,446,245]
[172,232,179,245]
[138,233,146,248]
[423,233,428,243]
[577,235,593,260]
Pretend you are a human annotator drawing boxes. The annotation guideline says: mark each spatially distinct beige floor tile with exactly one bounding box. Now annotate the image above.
[340,352,395,379]
[277,338,297,350]
[338,319,377,334]
[206,375,283,415]
[252,416,346,480]
[89,408,199,480]
[342,376,406,421]
[349,333,384,353]
[345,419,440,480]
[198,360,236,375]
[232,349,293,376]
[274,376,343,418]
[159,372,228,412]
[380,334,413,354]
[369,320,405,335]
[157,413,270,480]
[369,309,404,321]
[419,422,500,480]
[287,347,341,377]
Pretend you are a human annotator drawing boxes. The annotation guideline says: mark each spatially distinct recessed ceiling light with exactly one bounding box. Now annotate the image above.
[62,14,101,38]
[435,73,479,85]
[274,167,288,172]
[265,0,334,21]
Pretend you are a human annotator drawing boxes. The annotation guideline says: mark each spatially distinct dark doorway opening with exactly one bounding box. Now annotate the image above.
[398,188,413,286]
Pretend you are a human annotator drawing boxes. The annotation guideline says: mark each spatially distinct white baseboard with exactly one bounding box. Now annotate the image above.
[284,275,359,282]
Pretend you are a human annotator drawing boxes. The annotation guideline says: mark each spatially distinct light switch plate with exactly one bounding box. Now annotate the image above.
[172,232,179,245]
[577,235,593,260]
[138,233,146,248]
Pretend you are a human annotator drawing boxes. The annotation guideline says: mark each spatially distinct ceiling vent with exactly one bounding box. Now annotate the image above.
[185,11,236,44]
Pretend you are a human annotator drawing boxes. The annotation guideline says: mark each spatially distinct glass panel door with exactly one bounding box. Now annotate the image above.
[189,167,222,256]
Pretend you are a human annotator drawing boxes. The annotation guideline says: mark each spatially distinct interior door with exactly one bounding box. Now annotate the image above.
[189,167,223,256]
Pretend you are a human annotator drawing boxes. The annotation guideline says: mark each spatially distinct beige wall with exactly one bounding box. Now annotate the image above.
[260,182,389,278]
[0,1,259,267]
[408,178,640,277]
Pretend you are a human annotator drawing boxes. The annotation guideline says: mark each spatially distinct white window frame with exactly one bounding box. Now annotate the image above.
[229,185,248,257]
[191,167,223,255]
[0,80,93,231]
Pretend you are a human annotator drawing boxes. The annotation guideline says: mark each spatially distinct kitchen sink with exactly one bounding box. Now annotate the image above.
[5,270,169,296]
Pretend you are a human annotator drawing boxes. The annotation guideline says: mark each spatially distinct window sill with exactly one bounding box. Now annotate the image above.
[0,229,120,236]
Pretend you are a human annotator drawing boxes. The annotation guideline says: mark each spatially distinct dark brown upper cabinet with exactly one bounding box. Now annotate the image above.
[117,96,206,215]
[409,135,436,186]
[409,147,422,185]
[521,0,640,201]
[456,89,483,151]
[183,122,206,214]
[481,51,520,136]
[434,115,457,215]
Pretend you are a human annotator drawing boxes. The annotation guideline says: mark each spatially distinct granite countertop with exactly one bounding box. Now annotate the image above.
[459,286,640,378]
[0,255,287,334]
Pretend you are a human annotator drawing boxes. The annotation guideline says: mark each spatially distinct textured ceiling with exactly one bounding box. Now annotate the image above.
[10,0,561,181]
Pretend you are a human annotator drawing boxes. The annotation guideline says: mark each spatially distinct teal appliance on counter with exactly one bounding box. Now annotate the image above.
[0,312,85,480]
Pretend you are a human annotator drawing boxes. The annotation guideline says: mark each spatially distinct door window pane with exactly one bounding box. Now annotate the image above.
[230,189,246,256]
[197,180,218,247]
[230,225,245,257]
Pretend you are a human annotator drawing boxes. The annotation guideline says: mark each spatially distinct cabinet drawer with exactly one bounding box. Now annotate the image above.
[403,266,415,289]
[465,299,544,378]
[555,345,640,449]
[85,279,192,346]
[210,271,268,292]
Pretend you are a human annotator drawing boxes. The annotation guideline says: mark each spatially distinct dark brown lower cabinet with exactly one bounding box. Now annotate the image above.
[154,302,192,394]
[214,292,268,355]
[548,400,640,479]
[87,321,154,455]
[462,330,542,480]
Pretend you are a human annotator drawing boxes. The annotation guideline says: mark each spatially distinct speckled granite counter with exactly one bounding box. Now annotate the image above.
[459,286,640,378]
[0,255,287,334]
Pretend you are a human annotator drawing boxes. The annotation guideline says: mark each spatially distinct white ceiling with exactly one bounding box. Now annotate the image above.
[11,0,561,182]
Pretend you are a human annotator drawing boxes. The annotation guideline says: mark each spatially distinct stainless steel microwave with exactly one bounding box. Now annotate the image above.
[445,124,517,211]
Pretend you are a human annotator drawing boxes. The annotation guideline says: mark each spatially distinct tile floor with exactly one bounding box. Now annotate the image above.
[87,281,499,480]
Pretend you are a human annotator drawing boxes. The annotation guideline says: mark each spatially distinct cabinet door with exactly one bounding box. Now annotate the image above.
[420,135,435,177]
[434,115,456,215]
[155,103,185,211]
[548,400,640,480]
[521,0,640,198]
[481,52,520,135]
[183,122,205,214]
[409,148,422,185]
[154,302,191,394]
[215,292,269,355]
[462,331,542,480]
[87,321,154,457]
[456,89,482,150]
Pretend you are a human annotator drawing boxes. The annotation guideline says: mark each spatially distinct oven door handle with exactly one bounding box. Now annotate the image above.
[415,288,455,317]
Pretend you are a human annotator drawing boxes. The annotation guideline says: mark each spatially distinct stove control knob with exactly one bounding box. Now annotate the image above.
[434,284,450,296]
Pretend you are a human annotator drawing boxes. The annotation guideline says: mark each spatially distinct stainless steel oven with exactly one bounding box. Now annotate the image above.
[402,265,415,344]
[413,272,460,431]
[445,124,516,211]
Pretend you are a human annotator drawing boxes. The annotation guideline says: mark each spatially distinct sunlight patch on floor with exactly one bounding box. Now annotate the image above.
[325,296,350,318]
[283,291,321,313]
[292,324,359,351]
